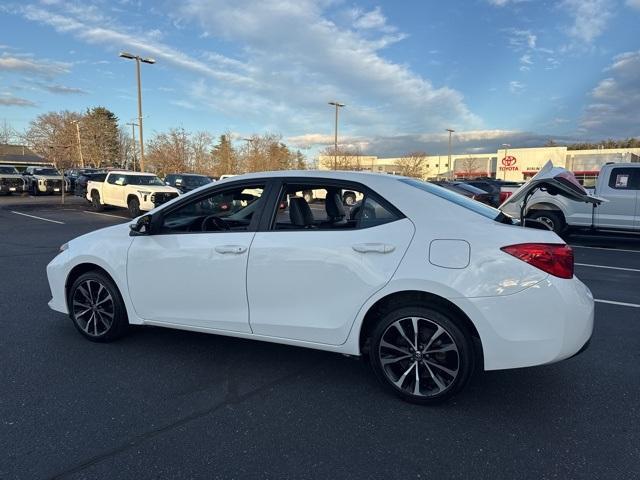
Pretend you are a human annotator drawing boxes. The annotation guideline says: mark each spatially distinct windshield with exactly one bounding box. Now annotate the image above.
[31,168,60,175]
[0,166,19,174]
[126,175,165,186]
[183,175,211,187]
[401,178,504,221]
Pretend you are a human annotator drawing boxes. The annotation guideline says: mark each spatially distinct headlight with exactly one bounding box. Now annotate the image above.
[59,242,69,252]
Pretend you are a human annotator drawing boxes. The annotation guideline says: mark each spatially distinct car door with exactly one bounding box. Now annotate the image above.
[104,174,123,206]
[595,167,640,230]
[126,181,269,332]
[247,179,415,346]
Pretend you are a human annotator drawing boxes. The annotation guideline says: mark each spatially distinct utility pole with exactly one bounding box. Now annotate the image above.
[72,120,84,168]
[446,128,455,180]
[120,52,155,172]
[328,101,345,170]
[127,122,138,171]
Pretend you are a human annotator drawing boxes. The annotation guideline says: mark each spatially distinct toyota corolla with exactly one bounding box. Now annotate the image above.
[46,171,594,404]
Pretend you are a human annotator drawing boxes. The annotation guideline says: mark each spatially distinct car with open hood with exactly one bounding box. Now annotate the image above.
[498,161,636,234]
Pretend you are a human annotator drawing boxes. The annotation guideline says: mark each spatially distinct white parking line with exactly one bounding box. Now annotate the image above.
[84,210,129,220]
[571,245,640,254]
[595,299,640,308]
[575,263,640,273]
[10,211,65,225]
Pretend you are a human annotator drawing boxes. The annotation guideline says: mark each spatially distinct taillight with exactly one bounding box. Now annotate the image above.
[500,243,574,279]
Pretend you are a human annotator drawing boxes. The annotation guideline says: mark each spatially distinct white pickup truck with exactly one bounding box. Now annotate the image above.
[87,171,180,217]
[500,161,639,233]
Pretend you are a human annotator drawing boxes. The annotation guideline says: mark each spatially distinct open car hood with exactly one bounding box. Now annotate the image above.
[500,161,605,210]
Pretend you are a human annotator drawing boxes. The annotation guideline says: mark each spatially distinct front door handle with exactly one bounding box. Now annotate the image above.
[352,243,395,254]
[215,245,247,254]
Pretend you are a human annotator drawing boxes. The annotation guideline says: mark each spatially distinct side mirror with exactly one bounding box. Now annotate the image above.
[129,214,153,236]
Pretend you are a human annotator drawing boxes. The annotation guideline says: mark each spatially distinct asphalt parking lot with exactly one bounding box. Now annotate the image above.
[1,195,639,479]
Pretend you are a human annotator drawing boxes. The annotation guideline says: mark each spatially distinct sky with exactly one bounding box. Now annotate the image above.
[0,0,639,158]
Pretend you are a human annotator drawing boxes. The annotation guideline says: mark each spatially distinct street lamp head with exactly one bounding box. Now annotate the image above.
[501,143,511,148]
[328,101,345,107]
[140,57,156,64]
[119,51,136,60]
[446,128,455,133]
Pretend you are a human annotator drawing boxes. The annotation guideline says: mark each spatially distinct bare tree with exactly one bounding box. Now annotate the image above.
[145,128,190,177]
[396,151,429,178]
[457,156,483,178]
[190,131,213,173]
[319,146,364,170]
[25,111,82,169]
[0,120,21,144]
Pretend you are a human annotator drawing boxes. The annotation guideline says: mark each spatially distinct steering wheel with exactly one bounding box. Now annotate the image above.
[201,215,231,232]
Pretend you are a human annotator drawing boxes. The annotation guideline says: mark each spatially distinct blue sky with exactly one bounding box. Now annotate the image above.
[1,0,639,157]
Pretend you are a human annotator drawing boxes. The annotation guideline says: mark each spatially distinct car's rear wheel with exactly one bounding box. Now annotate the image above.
[527,210,565,234]
[69,272,128,342]
[369,306,474,404]
[128,197,141,218]
[91,191,104,211]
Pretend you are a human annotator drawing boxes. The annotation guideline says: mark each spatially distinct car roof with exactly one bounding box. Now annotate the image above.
[217,170,408,184]
[108,170,157,176]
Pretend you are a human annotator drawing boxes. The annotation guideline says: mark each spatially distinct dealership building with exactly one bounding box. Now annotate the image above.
[318,146,640,186]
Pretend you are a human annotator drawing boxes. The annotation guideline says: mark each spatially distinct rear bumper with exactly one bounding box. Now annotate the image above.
[457,275,594,371]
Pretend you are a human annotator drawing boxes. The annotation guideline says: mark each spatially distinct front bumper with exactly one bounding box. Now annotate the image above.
[46,250,70,315]
[458,275,594,371]
[0,184,25,193]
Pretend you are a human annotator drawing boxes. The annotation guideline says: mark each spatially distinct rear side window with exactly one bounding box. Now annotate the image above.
[400,178,502,220]
[608,168,640,190]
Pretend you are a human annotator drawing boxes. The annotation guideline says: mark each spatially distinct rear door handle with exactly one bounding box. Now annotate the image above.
[352,243,395,254]
[215,245,247,254]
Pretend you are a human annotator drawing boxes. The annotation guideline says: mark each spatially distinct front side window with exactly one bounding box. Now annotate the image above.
[0,166,19,174]
[271,182,400,231]
[160,184,265,233]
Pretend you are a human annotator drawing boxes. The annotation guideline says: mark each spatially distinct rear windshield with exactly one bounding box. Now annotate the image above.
[400,178,506,221]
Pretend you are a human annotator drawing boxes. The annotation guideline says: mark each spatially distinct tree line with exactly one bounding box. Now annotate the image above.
[3,109,308,177]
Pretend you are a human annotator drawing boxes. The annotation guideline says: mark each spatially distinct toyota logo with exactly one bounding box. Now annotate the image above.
[502,156,517,167]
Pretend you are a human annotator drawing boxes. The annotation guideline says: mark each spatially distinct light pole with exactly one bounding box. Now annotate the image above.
[446,128,455,179]
[328,101,345,170]
[72,120,84,168]
[501,143,511,180]
[119,51,155,172]
[126,122,139,171]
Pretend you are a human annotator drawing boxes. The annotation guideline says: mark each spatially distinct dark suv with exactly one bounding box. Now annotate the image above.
[164,173,212,194]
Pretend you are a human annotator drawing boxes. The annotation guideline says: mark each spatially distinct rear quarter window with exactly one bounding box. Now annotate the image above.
[400,178,503,221]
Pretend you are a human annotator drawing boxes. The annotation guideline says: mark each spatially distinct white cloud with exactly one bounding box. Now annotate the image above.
[175,0,479,134]
[561,0,614,44]
[579,50,640,136]
[0,94,37,106]
[505,29,537,50]
[352,7,388,30]
[627,0,640,9]
[509,80,525,94]
[0,53,70,77]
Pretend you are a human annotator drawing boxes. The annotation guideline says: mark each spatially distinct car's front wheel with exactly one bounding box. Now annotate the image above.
[128,197,141,218]
[69,271,128,342]
[369,305,474,404]
[91,191,104,211]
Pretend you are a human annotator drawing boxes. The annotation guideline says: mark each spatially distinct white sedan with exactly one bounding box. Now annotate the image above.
[46,171,594,403]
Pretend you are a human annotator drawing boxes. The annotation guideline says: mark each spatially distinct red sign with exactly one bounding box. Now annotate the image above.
[500,155,519,171]
[502,156,517,167]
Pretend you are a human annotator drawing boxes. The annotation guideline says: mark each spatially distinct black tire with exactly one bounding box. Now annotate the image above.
[31,183,39,196]
[128,196,141,218]
[91,191,104,212]
[343,192,357,206]
[527,210,566,234]
[68,271,129,342]
[369,305,475,404]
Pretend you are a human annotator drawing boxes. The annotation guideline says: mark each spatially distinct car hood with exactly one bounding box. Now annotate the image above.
[0,174,24,179]
[499,161,605,210]
[128,185,180,194]
[31,174,65,180]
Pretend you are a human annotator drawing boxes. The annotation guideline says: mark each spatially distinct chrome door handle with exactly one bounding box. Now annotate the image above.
[215,245,247,254]
[352,243,395,253]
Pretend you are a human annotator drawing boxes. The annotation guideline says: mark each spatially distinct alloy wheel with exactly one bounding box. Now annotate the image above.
[72,280,114,337]
[378,316,460,397]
